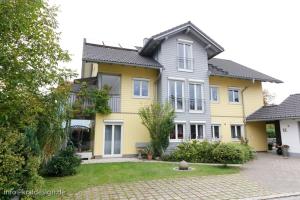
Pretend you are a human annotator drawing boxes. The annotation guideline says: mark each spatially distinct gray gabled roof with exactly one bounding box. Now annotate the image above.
[139,21,224,58]
[83,42,162,69]
[208,58,283,83]
[247,94,300,121]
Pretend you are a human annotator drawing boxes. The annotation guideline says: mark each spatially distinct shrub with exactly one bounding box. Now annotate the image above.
[213,143,253,165]
[42,146,81,177]
[165,140,219,163]
[0,128,43,200]
[139,103,175,156]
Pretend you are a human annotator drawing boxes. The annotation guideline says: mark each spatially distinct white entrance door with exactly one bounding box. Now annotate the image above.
[104,124,122,157]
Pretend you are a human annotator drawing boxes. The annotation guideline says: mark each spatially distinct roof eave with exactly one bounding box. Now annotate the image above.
[209,74,283,83]
[139,22,224,57]
[82,58,162,69]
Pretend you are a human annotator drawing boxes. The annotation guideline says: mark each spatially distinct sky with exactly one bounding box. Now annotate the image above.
[50,0,300,104]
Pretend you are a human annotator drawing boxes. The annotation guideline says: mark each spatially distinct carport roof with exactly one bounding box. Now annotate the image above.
[247,94,300,121]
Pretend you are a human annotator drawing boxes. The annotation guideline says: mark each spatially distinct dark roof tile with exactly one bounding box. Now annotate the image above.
[208,58,283,83]
[247,94,300,121]
[83,43,162,69]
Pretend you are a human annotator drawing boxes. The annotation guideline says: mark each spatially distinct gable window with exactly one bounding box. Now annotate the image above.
[228,88,240,103]
[211,125,221,140]
[231,125,242,139]
[177,42,193,71]
[133,79,149,97]
[168,80,184,112]
[170,123,185,141]
[189,83,204,112]
[190,124,205,140]
[210,86,219,102]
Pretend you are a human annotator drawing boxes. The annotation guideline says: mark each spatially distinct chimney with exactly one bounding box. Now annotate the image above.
[143,38,149,46]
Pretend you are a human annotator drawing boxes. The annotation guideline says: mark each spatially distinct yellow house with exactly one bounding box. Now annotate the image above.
[70,22,282,158]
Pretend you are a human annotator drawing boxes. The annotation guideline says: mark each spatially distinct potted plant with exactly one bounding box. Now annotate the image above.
[282,144,290,158]
[144,144,154,160]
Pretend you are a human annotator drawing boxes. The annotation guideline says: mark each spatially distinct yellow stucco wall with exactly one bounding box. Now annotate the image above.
[93,64,157,157]
[210,76,267,151]
[98,64,158,113]
[94,113,151,156]
[246,122,267,151]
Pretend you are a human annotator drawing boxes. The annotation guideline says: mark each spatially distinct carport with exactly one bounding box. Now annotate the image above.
[246,94,300,155]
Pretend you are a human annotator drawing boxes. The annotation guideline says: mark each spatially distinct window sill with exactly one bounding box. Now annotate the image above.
[175,110,185,113]
[169,139,184,143]
[229,102,241,105]
[178,68,193,73]
[189,110,204,114]
[132,96,150,99]
[210,100,219,104]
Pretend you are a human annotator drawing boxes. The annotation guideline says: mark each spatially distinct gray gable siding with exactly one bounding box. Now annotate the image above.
[156,33,212,145]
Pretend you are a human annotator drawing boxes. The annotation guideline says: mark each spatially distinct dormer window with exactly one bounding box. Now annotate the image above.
[177,40,193,72]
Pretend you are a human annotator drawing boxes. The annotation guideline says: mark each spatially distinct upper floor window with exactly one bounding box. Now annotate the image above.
[100,74,121,96]
[231,125,242,139]
[177,42,193,71]
[170,123,185,142]
[133,79,149,98]
[189,83,204,112]
[190,124,205,140]
[228,88,240,103]
[210,86,219,102]
[168,79,184,112]
[211,125,221,140]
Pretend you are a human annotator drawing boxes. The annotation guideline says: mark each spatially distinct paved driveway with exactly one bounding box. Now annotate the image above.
[69,153,300,199]
[241,153,300,193]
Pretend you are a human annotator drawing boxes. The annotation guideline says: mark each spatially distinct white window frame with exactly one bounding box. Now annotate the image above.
[102,122,123,158]
[133,78,149,98]
[231,124,243,140]
[190,123,205,140]
[170,122,186,142]
[228,87,241,104]
[211,124,221,140]
[210,86,219,103]
[188,82,204,113]
[168,79,185,112]
[177,40,193,72]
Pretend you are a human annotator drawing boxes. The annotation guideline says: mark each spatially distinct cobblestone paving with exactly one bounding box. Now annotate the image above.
[68,174,277,200]
[240,153,300,193]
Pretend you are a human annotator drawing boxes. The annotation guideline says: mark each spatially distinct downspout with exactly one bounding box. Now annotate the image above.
[241,79,256,140]
[241,86,249,140]
[154,67,163,103]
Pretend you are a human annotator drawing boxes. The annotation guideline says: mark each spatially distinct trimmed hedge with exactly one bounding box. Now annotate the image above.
[163,141,254,164]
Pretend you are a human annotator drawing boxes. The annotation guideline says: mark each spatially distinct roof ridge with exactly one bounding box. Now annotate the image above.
[85,42,138,52]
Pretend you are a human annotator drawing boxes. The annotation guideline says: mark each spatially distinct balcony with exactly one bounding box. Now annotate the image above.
[108,95,120,113]
[69,93,121,114]
[168,97,205,113]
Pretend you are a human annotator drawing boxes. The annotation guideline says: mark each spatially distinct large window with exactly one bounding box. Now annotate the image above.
[211,125,220,140]
[100,74,121,96]
[177,42,193,71]
[228,88,240,103]
[189,83,203,112]
[170,123,185,141]
[190,124,205,140]
[210,86,219,102]
[231,125,242,139]
[168,80,184,112]
[133,79,149,97]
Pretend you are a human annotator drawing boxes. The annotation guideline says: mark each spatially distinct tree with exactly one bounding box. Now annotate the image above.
[263,89,275,106]
[138,103,175,156]
[0,0,75,197]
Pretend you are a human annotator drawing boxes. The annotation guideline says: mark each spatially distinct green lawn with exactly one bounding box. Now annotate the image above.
[43,162,239,199]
